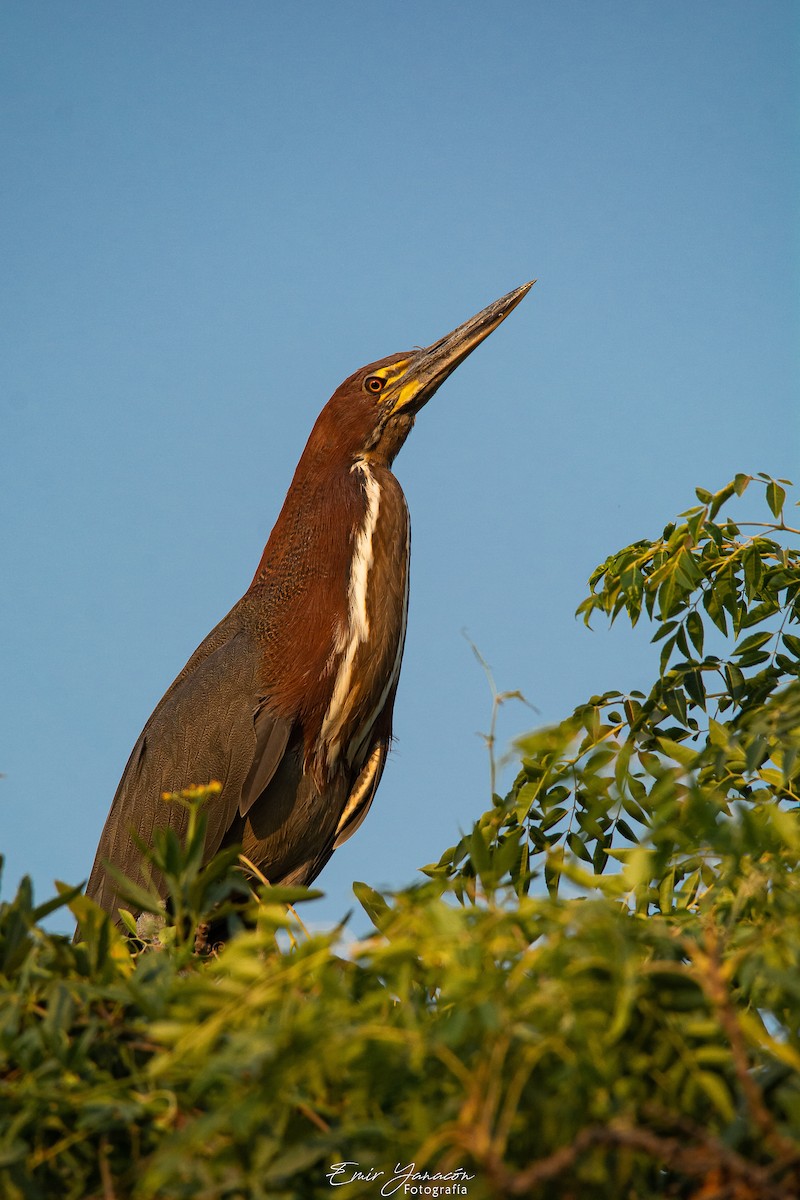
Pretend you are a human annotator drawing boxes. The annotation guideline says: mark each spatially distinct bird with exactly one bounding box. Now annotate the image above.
[82,281,533,928]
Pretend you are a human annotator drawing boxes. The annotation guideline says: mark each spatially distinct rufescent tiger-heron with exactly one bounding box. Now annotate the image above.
[82,282,534,933]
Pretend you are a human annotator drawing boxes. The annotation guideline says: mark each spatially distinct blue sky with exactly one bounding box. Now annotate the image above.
[2,2,798,933]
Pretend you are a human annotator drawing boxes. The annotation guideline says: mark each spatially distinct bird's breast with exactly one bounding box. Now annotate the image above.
[316,459,410,779]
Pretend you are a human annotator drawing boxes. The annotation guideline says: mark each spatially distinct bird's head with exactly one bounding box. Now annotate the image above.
[304,281,534,470]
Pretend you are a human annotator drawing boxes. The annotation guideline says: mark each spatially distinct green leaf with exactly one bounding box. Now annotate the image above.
[766,479,786,519]
[657,737,698,768]
[256,885,323,905]
[708,480,736,520]
[615,818,639,843]
[467,822,492,878]
[541,806,568,832]
[116,908,138,936]
[742,544,763,599]
[659,634,678,675]
[352,881,390,926]
[734,630,773,657]
[686,611,704,657]
[621,794,648,824]
[652,620,680,644]
[32,882,85,923]
[102,862,165,916]
[707,718,728,748]
[614,739,634,788]
[703,585,728,636]
[741,598,781,628]
[783,633,800,658]
[695,1071,736,1122]
[675,625,691,659]
[658,869,675,912]
[682,668,706,709]
[657,571,685,622]
[263,1142,328,1184]
[663,685,688,727]
[724,662,745,701]
[735,650,771,669]
[567,832,592,863]
[544,851,561,895]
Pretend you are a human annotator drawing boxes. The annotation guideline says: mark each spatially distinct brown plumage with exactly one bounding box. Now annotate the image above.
[82,282,533,927]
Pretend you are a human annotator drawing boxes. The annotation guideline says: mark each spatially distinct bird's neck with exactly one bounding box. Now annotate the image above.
[245,456,409,777]
[248,457,365,590]
[243,461,365,732]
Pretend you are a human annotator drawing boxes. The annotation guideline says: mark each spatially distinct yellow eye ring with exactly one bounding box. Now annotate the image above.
[364,375,385,394]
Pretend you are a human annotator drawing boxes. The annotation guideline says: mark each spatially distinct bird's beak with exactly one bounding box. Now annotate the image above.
[387,280,535,416]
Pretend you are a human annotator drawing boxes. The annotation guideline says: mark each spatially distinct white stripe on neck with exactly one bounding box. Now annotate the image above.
[320,459,381,769]
[347,509,409,766]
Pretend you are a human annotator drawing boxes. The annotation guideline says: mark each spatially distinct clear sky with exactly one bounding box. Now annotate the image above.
[2,2,798,933]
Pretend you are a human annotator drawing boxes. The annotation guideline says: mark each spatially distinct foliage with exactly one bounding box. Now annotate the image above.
[1,473,799,1199]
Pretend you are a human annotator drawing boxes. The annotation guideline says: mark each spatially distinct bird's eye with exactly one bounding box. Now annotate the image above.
[364,375,385,394]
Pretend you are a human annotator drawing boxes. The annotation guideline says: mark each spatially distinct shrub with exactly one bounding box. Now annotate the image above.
[1,473,798,1199]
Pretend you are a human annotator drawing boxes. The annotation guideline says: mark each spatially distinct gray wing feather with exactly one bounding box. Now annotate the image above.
[239,704,292,817]
[85,622,292,918]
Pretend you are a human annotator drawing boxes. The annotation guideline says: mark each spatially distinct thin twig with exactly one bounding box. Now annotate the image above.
[687,916,797,1162]
[481,1121,793,1198]
[98,1135,117,1200]
[238,853,312,942]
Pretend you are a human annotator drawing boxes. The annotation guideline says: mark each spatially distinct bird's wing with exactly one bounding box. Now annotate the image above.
[238,701,292,817]
[263,735,388,891]
[85,625,292,917]
[333,736,389,849]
